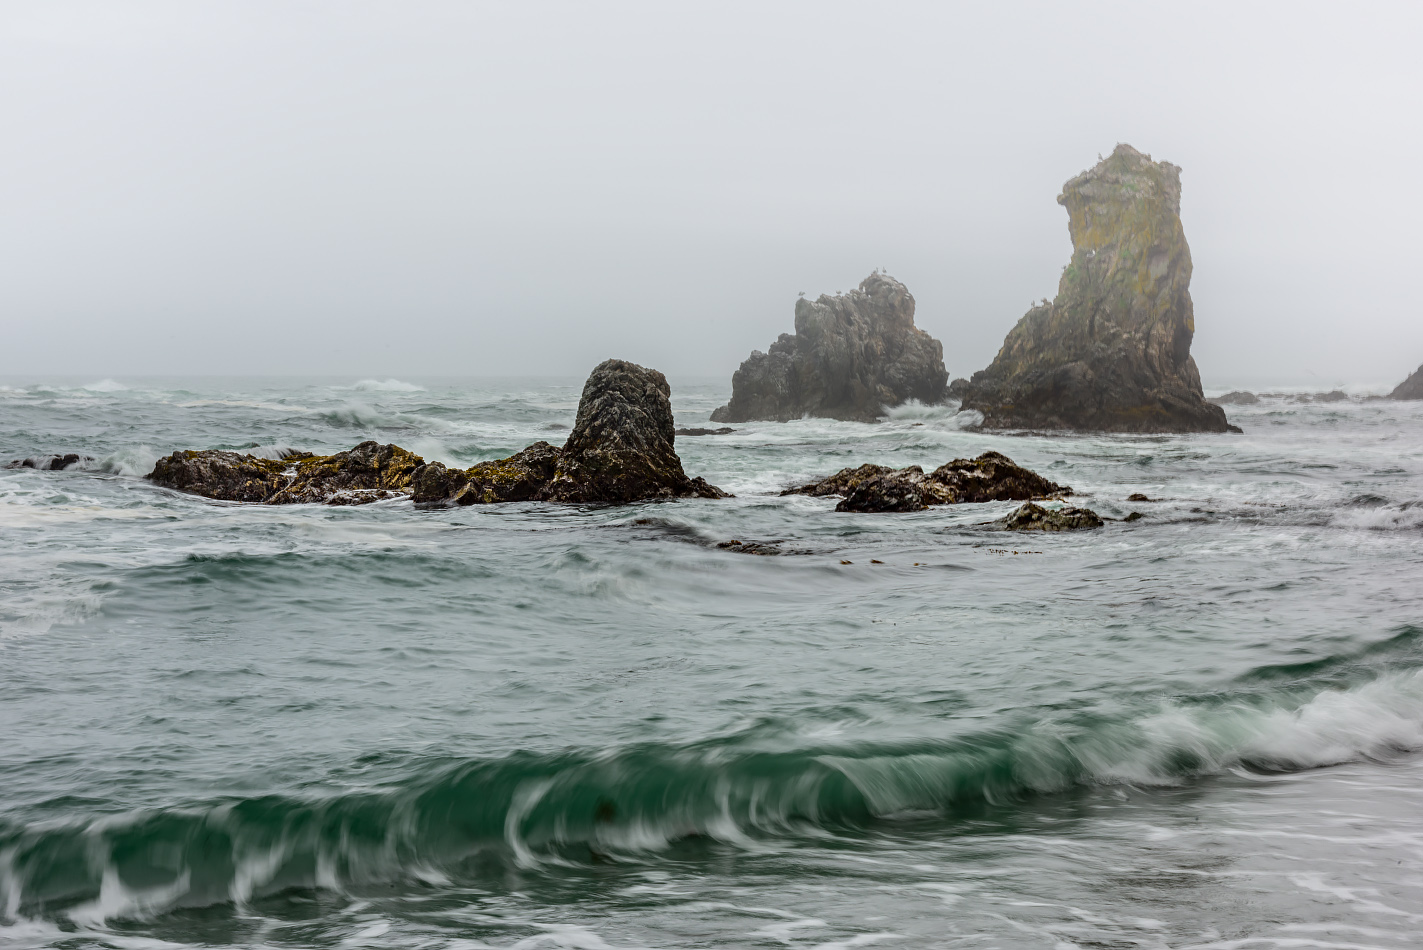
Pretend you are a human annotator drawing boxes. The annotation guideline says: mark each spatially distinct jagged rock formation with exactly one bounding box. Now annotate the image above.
[413,359,727,505]
[783,450,1068,513]
[711,273,948,423]
[955,144,1235,433]
[999,502,1104,531]
[5,453,94,470]
[1390,364,1423,400]
[148,441,423,505]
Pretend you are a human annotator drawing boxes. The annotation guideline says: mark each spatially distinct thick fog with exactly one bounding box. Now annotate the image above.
[3,1,1421,388]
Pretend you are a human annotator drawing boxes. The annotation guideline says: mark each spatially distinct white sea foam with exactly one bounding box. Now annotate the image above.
[346,378,425,392]
[81,379,129,392]
[101,446,161,479]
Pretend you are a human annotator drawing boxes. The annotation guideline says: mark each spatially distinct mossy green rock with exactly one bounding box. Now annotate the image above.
[147,441,424,505]
[412,359,728,506]
[957,145,1235,433]
[999,502,1104,531]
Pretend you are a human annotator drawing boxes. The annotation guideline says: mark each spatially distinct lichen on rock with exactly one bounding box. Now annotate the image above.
[412,359,728,506]
[147,441,423,505]
[956,144,1236,433]
[711,273,948,423]
[997,502,1104,531]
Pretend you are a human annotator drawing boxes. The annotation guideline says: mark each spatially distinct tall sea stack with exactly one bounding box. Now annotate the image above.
[1389,364,1423,400]
[955,144,1234,433]
[711,273,948,423]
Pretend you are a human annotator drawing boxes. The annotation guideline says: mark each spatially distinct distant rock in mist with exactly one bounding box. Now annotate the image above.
[1390,364,1423,400]
[954,144,1236,433]
[710,272,948,423]
[1208,391,1260,406]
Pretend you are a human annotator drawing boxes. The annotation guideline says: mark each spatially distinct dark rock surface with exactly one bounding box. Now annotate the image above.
[711,273,948,423]
[1126,492,1156,502]
[785,451,1069,512]
[148,441,423,505]
[999,502,1104,531]
[956,145,1235,433]
[5,453,95,471]
[717,539,791,556]
[1208,391,1260,406]
[1390,365,1423,400]
[412,359,728,506]
[676,427,736,436]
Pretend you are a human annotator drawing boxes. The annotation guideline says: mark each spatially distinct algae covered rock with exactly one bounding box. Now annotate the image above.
[148,441,423,505]
[784,450,1069,513]
[999,502,1104,531]
[957,145,1234,433]
[412,359,728,506]
[711,273,948,423]
[1390,364,1423,400]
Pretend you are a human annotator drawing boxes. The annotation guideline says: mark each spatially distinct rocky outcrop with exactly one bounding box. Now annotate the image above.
[147,441,423,505]
[955,145,1235,433]
[999,502,1103,531]
[711,273,948,423]
[5,453,94,471]
[1208,391,1259,406]
[676,427,736,436]
[1390,365,1423,400]
[783,450,1069,513]
[413,359,728,505]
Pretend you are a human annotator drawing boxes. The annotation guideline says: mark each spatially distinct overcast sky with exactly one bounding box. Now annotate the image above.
[3,1,1421,387]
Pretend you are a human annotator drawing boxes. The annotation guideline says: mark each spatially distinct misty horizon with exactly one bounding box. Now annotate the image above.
[5,1,1423,389]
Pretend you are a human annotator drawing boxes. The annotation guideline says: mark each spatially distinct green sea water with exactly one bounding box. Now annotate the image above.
[2,375,1422,949]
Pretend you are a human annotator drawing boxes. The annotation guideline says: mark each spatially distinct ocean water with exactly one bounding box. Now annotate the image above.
[2,375,1423,950]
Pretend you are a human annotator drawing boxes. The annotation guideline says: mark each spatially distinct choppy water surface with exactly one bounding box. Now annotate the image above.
[2,375,1422,949]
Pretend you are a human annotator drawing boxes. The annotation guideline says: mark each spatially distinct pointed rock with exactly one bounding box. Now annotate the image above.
[957,145,1235,433]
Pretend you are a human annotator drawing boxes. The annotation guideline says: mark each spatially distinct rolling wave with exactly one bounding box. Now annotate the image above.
[5,654,1423,924]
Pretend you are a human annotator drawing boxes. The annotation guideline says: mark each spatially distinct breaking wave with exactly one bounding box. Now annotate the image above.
[6,646,1423,924]
[346,379,425,392]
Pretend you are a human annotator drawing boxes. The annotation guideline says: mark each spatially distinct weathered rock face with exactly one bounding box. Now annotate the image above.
[956,145,1235,433]
[1390,364,1423,400]
[999,502,1104,531]
[149,441,423,505]
[783,450,1069,513]
[412,359,728,506]
[711,273,948,423]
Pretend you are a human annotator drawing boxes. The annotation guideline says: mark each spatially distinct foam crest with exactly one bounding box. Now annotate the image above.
[346,378,425,392]
[81,379,128,392]
[4,667,1423,924]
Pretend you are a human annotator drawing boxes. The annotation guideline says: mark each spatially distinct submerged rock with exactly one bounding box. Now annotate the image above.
[675,427,736,436]
[148,441,423,505]
[1209,391,1260,406]
[710,273,948,423]
[956,145,1235,433]
[784,450,1069,513]
[5,453,94,471]
[998,502,1104,531]
[1390,364,1423,400]
[413,359,728,506]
